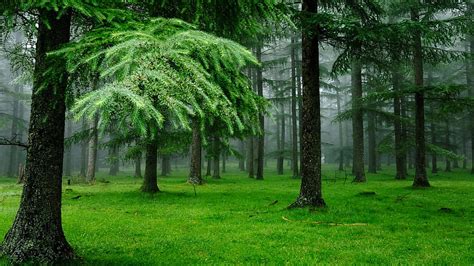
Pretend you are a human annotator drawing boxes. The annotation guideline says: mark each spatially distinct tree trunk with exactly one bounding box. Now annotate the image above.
[142,141,159,193]
[134,155,142,178]
[291,37,299,178]
[188,119,203,184]
[239,140,245,171]
[206,156,212,176]
[86,114,99,183]
[212,136,220,179]
[351,58,366,182]
[290,0,325,208]
[336,90,344,171]
[393,68,407,179]
[445,120,451,172]
[247,137,255,178]
[367,111,377,174]
[108,145,119,176]
[161,155,170,176]
[256,47,265,180]
[278,102,285,174]
[80,118,87,177]
[469,31,474,174]
[1,10,75,263]
[411,8,430,187]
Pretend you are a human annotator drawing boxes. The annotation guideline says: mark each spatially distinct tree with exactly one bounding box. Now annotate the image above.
[1,7,75,263]
[290,0,325,208]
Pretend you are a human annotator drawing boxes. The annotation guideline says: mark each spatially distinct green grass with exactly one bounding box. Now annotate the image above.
[1,164,473,265]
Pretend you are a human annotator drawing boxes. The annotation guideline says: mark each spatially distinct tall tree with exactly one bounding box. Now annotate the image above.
[290,0,325,208]
[1,8,75,263]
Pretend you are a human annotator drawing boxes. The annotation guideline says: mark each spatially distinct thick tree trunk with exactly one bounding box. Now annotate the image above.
[1,10,75,263]
[142,141,159,193]
[188,119,202,184]
[212,136,220,179]
[291,37,299,178]
[351,59,366,182]
[290,0,325,208]
[393,68,407,179]
[86,114,99,183]
[367,111,377,174]
[412,9,430,187]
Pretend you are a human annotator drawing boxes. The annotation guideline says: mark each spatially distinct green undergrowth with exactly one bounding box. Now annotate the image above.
[1,164,473,264]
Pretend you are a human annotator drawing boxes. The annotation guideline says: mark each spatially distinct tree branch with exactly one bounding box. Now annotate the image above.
[0,136,28,148]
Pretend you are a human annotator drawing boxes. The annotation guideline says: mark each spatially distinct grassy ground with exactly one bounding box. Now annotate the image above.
[0,164,473,265]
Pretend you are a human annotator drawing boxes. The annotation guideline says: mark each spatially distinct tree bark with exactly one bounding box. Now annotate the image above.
[351,59,366,182]
[290,0,325,208]
[86,114,99,183]
[188,119,202,184]
[142,140,159,193]
[108,145,120,176]
[1,9,75,263]
[467,27,474,174]
[411,8,430,187]
[134,155,142,178]
[161,155,170,176]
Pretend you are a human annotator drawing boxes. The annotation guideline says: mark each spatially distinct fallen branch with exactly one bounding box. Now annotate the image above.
[282,216,368,226]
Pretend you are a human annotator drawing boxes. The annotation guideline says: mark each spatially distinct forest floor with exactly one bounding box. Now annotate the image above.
[0,164,473,264]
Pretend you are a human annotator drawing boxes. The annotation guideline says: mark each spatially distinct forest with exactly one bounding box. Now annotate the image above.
[0,0,473,264]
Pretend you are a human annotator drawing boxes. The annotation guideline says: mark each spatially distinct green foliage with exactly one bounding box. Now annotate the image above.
[56,18,264,140]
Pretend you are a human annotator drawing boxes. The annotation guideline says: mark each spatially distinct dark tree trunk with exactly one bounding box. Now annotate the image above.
[142,141,159,193]
[291,37,299,178]
[430,106,438,173]
[290,0,325,208]
[247,137,255,178]
[351,59,366,182]
[367,111,377,174]
[212,136,220,179]
[86,114,99,183]
[296,51,303,173]
[7,84,20,177]
[256,46,264,180]
[1,10,75,263]
[64,119,72,177]
[206,156,212,176]
[411,8,430,187]
[445,120,451,172]
[469,33,474,174]
[188,119,203,184]
[134,156,142,178]
[336,90,344,171]
[393,68,407,179]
